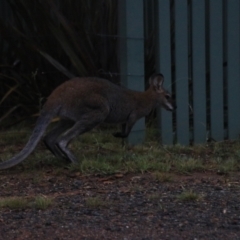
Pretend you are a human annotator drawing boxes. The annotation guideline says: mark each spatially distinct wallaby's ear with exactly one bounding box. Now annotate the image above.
[149,73,164,92]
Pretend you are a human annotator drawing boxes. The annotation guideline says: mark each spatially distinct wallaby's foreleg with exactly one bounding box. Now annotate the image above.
[43,119,74,159]
[113,123,127,138]
[113,114,137,138]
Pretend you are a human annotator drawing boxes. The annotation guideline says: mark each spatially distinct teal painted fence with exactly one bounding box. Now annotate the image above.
[121,0,240,145]
[118,0,145,145]
[156,0,240,144]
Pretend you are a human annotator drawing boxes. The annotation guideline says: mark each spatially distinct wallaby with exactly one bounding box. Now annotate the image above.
[0,73,176,169]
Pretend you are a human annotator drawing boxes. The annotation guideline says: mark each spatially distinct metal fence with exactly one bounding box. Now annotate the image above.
[120,0,240,145]
[151,0,240,145]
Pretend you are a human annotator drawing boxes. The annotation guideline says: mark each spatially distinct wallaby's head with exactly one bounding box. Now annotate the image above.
[149,73,176,111]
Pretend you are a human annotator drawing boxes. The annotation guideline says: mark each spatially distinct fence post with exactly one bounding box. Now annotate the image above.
[209,0,224,141]
[227,0,240,139]
[156,0,174,145]
[118,0,145,144]
[175,0,189,145]
[192,0,207,144]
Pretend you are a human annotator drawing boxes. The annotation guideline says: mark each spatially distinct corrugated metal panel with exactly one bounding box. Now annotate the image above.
[174,0,190,145]
[227,0,240,139]
[119,0,240,145]
[192,0,207,143]
[118,0,145,145]
[209,0,224,141]
[157,0,174,145]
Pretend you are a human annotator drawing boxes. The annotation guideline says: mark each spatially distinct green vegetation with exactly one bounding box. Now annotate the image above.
[0,197,29,209]
[85,196,107,209]
[177,190,201,202]
[174,157,205,174]
[215,158,239,175]
[33,196,53,210]
[0,0,118,127]
[0,195,53,210]
[1,128,240,175]
[152,172,173,182]
[0,129,30,145]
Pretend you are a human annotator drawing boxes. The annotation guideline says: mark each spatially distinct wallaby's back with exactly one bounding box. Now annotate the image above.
[44,77,146,123]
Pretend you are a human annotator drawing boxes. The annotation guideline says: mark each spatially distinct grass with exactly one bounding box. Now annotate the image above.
[174,157,205,174]
[215,158,239,174]
[85,196,107,208]
[0,195,53,210]
[152,172,173,182]
[1,127,240,175]
[0,196,29,209]
[33,196,53,210]
[0,129,30,145]
[177,190,201,202]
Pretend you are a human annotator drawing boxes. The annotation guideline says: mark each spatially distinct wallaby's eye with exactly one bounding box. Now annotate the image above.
[165,95,171,100]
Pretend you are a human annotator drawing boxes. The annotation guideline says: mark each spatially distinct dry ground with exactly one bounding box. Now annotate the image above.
[0,169,240,240]
[1,130,240,239]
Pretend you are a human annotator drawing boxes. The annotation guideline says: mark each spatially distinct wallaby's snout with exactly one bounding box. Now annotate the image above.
[164,98,176,111]
[164,93,177,111]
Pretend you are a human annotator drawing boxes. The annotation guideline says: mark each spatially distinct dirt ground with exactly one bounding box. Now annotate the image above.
[0,170,240,240]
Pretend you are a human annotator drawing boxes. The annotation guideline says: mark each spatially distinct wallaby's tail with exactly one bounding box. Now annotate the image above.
[0,113,52,169]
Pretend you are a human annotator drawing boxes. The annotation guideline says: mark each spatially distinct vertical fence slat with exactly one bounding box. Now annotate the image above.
[209,0,224,141]
[118,0,145,144]
[227,0,240,139]
[157,0,173,145]
[175,0,189,145]
[192,0,207,144]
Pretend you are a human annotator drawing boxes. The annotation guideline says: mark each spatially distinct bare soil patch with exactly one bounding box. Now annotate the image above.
[0,170,240,240]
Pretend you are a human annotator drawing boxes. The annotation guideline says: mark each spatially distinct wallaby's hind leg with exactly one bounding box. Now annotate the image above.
[57,108,109,163]
[43,119,74,159]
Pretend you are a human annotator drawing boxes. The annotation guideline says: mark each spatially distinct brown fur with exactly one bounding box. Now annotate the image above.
[0,74,175,169]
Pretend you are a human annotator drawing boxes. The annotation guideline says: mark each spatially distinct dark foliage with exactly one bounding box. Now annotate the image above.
[0,0,118,126]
